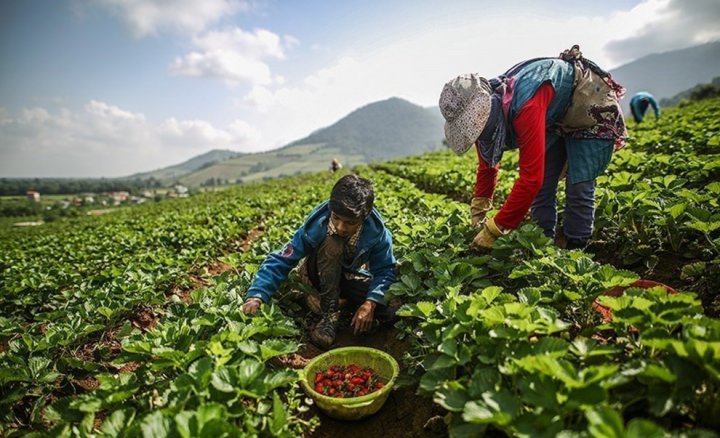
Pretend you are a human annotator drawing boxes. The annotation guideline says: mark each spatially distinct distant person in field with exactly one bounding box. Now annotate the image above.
[330,158,343,173]
[439,45,628,251]
[242,174,397,349]
[630,91,660,123]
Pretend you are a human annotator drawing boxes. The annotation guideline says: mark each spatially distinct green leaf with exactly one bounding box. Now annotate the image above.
[419,368,455,394]
[210,368,235,393]
[586,407,624,438]
[668,203,687,219]
[140,411,171,438]
[29,356,59,383]
[416,301,436,317]
[687,220,720,234]
[260,339,298,361]
[434,381,470,412]
[236,359,264,387]
[569,339,619,359]
[681,261,706,279]
[462,389,520,426]
[0,366,30,383]
[263,370,296,391]
[174,411,196,438]
[517,288,542,305]
[123,341,153,354]
[462,401,493,424]
[196,403,224,426]
[236,340,259,355]
[517,375,560,411]
[705,182,720,195]
[439,338,458,358]
[467,368,499,397]
[269,392,288,435]
[566,385,607,407]
[447,421,487,438]
[480,286,503,304]
[188,357,213,390]
[533,337,569,357]
[625,419,667,438]
[100,408,136,437]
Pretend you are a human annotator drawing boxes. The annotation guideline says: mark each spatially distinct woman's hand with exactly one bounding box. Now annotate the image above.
[242,297,263,315]
[351,300,377,334]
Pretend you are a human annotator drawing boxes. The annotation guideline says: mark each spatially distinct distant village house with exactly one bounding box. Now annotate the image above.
[110,191,130,205]
[165,185,189,199]
[26,191,40,202]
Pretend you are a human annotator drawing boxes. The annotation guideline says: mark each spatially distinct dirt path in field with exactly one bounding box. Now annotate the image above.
[166,222,267,303]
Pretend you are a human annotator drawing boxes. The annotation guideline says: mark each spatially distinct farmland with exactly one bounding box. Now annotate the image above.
[1,97,719,436]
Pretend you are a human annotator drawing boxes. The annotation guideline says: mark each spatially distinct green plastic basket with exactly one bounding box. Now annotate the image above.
[299,346,399,420]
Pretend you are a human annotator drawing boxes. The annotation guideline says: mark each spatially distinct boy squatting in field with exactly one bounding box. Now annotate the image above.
[241,174,398,349]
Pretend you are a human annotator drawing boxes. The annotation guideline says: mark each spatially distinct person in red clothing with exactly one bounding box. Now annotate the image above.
[439,47,627,251]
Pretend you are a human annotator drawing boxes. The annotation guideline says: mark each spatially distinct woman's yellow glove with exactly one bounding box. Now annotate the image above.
[470,197,492,228]
[471,217,507,252]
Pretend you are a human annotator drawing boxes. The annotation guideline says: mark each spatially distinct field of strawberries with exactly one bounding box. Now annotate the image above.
[1,97,719,436]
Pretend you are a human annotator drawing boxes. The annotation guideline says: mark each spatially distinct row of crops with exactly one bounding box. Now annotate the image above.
[0,173,337,436]
[372,97,720,436]
[0,97,718,436]
[375,97,720,316]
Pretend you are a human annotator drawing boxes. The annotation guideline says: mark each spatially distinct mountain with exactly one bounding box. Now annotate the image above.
[129,149,241,181]
[286,97,445,162]
[610,41,720,109]
[660,76,720,107]
[173,97,445,186]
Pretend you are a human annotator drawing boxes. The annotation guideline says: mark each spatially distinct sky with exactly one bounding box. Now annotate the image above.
[1,0,719,178]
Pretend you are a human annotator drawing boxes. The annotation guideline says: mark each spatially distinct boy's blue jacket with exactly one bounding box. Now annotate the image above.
[246,201,397,305]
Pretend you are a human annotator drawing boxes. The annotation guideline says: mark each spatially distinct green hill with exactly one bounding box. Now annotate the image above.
[286,97,445,162]
[129,149,242,182]
[164,97,445,186]
[660,76,720,107]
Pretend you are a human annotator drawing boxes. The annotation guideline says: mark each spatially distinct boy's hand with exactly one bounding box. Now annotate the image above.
[242,297,263,315]
[351,300,376,334]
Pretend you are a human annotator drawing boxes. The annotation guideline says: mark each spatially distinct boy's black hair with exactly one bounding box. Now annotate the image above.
[329,174,374,220]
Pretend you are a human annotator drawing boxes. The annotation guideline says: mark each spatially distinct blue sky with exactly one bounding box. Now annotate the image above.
[1,0,719,177]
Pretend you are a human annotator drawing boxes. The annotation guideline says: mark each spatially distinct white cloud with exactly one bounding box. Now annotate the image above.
[170,27,295,85]
[85,100,146,122]
[87,0,249,37]
[170,49,274,85]
[0,102,260,177]
[192,28,286,59]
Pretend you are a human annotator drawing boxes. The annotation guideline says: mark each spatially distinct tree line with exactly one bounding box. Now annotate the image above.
[0,177,164,196]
